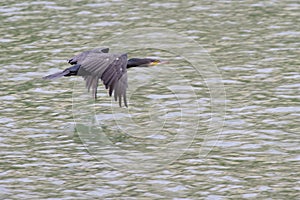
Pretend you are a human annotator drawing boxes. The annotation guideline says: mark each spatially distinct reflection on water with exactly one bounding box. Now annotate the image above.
[0,0,299,199]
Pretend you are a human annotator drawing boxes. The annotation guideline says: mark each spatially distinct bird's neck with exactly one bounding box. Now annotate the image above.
[127,59,140,68]
[127,58,149,68]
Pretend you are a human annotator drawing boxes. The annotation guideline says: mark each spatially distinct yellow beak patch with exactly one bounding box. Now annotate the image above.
[150,60,160,66]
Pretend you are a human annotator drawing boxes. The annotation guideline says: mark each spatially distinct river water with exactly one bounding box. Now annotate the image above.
[0,0,299,199]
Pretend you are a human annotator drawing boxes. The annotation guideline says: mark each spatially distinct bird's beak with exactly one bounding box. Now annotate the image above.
[159,60,169,64]
[150,60,169,66]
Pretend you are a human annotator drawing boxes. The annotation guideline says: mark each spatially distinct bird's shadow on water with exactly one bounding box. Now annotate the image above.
[71,122,130,146]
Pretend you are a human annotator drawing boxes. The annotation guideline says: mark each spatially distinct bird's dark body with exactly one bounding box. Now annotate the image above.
[43,47,161,107]
[63,64,81,76]
[43,64,81,79]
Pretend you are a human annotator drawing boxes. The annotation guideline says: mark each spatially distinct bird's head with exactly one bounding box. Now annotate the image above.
[127,58,165,68]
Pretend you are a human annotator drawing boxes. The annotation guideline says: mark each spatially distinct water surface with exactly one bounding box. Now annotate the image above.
[0,0,299,199]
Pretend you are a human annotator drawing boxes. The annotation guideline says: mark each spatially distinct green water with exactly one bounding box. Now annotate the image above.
[0,0,299,199]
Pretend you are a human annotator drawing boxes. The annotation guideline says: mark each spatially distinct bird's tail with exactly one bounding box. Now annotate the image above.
[43,70,70,80]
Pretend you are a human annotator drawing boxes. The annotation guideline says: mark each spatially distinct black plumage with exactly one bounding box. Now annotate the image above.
[43,47,162,107]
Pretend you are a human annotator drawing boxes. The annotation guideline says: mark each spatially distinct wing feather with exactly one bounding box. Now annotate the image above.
[68,48,109,65]
[77,53,128,106]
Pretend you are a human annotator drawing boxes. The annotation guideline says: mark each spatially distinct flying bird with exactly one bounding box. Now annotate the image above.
[43,48,163,107]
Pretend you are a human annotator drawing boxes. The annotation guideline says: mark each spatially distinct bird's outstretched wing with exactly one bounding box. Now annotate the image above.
[78,53,128,107]
[68,47,109,65]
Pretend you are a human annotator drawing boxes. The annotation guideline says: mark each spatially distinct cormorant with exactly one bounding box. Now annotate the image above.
[43,48,163,107]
